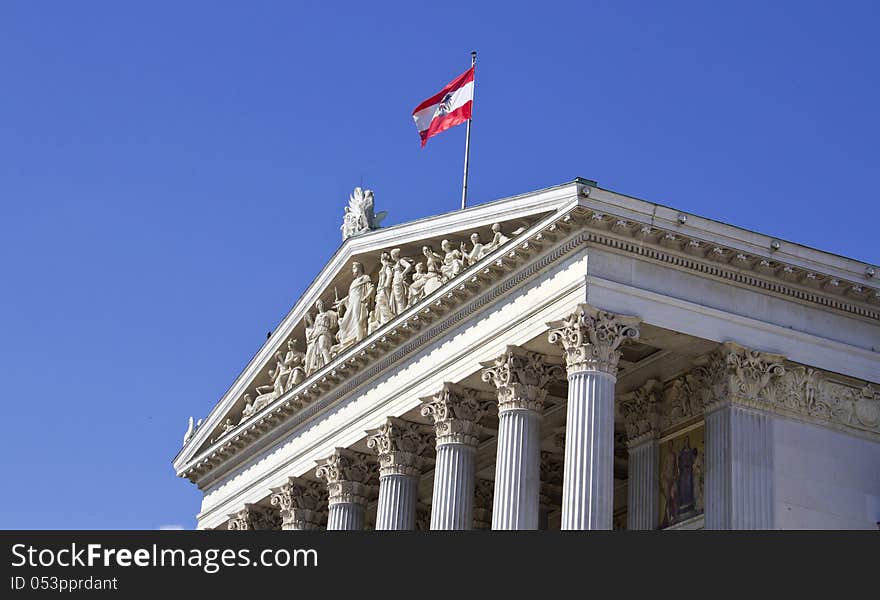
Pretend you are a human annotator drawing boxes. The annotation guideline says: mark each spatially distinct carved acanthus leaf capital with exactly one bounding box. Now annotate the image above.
[269,478,325,530]
[366,418,433,476]
[547,304,641,376]
[315,448,377,504]
[420,383,494,447]
[480,347,564,413]
[695,341,786,412]
[227,503,280,531]
[619,379,661,444]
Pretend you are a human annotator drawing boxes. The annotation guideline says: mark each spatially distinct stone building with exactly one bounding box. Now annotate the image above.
[173,179,880,530]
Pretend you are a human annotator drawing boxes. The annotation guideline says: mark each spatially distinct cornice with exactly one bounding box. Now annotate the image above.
[574,196,880,322]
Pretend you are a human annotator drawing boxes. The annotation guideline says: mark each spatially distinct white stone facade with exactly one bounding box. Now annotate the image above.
[173,179,880,530]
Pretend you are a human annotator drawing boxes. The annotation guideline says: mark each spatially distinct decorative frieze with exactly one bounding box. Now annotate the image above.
[366,418,433,477]
[269,478,325,530]
[420,383,494,447]
[767,366,880,435]
[480,346,563,412]
[227,503,280,531]
[659,372,703,432]
[547,303,641,376]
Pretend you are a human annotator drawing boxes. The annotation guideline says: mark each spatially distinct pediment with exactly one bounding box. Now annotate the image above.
[174,181,580,470]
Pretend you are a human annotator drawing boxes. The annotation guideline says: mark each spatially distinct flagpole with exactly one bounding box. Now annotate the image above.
[461,51,476,210]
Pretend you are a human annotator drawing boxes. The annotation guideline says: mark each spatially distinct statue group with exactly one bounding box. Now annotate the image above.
[237,215,521,425]
[301,223,518,372]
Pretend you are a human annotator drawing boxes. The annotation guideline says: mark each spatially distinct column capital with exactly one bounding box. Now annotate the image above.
[366,418,433,477]
[480,346,564,413]
[315,448,377,505]
[547,304,641,376]
[269,478,325,530]
[695,341,785,414]
[227,503,280,531]
[420,383,494,447]
[619,379,661,445]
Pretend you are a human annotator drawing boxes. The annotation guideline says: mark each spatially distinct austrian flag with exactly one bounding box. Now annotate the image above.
[412,66,474,147]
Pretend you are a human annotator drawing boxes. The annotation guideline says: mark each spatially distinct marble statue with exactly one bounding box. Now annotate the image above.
[422,244,443,274]
[183,416,197,445]
[390,248,413,315]
[304,300,338,375]
[253,351,288,408]
[371,252,394,332]
[440,239,465,281]
[489,222,510,249]
[423,249,445,296]
[408,262,428,306]
[283,338,307,390]
[462,232,486,266]
[221,418,236,434]
[333,261,375,352]
[484,222,525,254]
[239,393,255,423]
[341,187,387,240]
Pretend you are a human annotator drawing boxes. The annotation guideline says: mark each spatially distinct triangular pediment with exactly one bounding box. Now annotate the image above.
[174,180,582,471]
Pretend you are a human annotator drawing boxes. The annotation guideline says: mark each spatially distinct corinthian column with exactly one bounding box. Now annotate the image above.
[316,448,377,531]
[367,418,433,530]
[226,503,281,530]
[481,347,562,530]
[421,383,493,530]
[619,379,660,530]
[269,478,325,530]
[548,304,640,530]
[696,342,783,530]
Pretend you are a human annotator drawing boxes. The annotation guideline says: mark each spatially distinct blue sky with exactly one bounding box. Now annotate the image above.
[1,1,877,529]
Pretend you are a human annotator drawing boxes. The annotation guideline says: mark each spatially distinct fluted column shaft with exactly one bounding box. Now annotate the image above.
[422,383,490,531]
[481,347,558,530]
[492,408,542,529]
[376,473,418,530]
[548,304,641,531]
[316,449,376,531]
[705,404,774,529]
[430,441,476,529]
[326,480,368,531]
[327,497,365,530]
[561,370,616,529]
[367,419,432,531]
[627,438,659,530]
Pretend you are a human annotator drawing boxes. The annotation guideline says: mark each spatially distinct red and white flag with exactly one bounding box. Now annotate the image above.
[412,66,474,147]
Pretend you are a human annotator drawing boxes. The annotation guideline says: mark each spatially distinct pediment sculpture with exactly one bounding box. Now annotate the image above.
[198,214,527,442]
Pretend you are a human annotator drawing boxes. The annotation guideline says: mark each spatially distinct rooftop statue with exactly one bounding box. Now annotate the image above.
[341,187,387,240]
